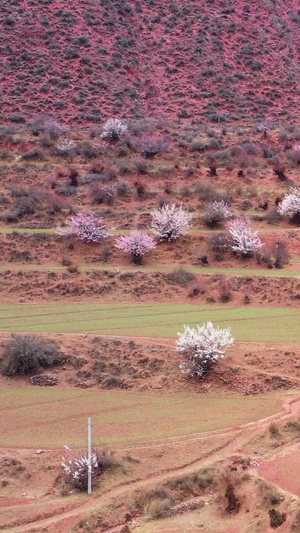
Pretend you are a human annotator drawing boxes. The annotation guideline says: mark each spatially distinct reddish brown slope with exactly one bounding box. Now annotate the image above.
[2,0,300,125]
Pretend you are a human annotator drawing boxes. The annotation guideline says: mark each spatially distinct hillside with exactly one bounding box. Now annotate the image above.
[2,0,300,125]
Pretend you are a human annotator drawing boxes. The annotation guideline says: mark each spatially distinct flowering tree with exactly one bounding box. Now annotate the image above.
[56,139,76,162]
[115,231,156,264]
[277,187,300,224]
[131,134,171,158]
[176,321,234,376]
[287,144,300,165]
[256,117,275,139]
[227,218,263,256]
[202,200,232,228]
[62,450,100,490]
[56,139,76,153]
[151,204,192,241]
[101,119,127,140]
[58,212,112,243]
[29,114,68,139]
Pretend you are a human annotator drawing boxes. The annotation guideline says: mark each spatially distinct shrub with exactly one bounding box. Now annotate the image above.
[277,187,300,225]
[28,115,68,139]
[194,181,218,202]
[269,423,280,438]
[202,200,232,228]
[101,119,127,140]
[90,184,115,205]
[151,204,192,241]
[166,268,196,286]
[176,321,234,376]
[257,239,289,269]
[116,181,131,197]
[225,483,240,514]
[218,279,232,302]
[2,334,62,375]
[265,209,282,225]
[144,497,173,519]
[62,447,119,491]
[208,232,229,261]
[269,509,286,529]
[287,144,300,165]
[227,218,263,256]
[115,231,157,264]
[58,212,112,243]
[131,134,171,158]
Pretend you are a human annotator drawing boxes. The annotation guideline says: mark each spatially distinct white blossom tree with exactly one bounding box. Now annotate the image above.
[227,218,263,256]
[56,139,76,152]
[62,450,99,490]
[115,231,156,264]
[202,200,232,228]
[277,187,300,224]
[151,204,192,241]
[101,119,128,140]
[58,212,112,243]
[176,321,234,376]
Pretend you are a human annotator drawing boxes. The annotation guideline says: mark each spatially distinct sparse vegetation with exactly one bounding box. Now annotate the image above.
[1,334,62,375]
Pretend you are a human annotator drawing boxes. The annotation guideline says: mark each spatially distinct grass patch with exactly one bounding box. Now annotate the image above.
[1,303,300,341]
[0,386,281,447]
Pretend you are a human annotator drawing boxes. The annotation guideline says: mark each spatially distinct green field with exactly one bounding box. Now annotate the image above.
[0,386,281,447]
[1,302,300,341]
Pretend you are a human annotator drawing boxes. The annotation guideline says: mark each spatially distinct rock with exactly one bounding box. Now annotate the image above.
[29,375,58,386]
[36,449,45,454]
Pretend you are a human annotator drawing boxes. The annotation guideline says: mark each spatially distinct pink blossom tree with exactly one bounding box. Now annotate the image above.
[58,212,112,243]
[227,218,263,256]
[115,231,156,264]
[151,204,192,241]
[176,322,234,376]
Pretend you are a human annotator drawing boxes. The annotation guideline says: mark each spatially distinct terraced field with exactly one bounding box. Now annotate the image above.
[0,386,282,447]
[1,302,300,341]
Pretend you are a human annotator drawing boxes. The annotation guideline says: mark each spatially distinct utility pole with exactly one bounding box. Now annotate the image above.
[88,417,92,495]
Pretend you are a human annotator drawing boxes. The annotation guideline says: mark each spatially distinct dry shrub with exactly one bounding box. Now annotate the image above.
[144,497,173,519]
[166,268,196,286]
[257,239,289,269]
[291,508,300,531]
[225,483,240,513]
[257,479,283,507]
[208,232,229,261]
[269,509,286,529]
[194,181,219,202]
[164,468,215,495]
[133,488,171,514]
[269,423,280,438]
[218,279,232,302]
[1,334,62,375]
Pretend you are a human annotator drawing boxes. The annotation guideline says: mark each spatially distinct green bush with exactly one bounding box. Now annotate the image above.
[1,334,62,375]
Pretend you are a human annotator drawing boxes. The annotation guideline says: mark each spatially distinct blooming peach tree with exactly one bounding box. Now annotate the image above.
[277,187,300,224]
[58,212,112,243]
[101,119,127,140]
[176,321,234,376]
[227,218,262,256]
[115,230,156,264]
[62,450,99,490]
[151,204,192,241]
